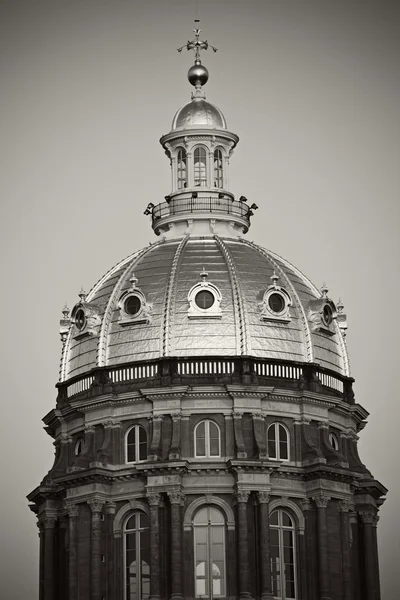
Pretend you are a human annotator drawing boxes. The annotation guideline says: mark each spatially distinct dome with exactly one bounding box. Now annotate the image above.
[172,98,227,130]
[61,236,349,383]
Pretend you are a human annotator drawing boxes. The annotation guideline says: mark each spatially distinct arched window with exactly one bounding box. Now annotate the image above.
[194,147,207,187]
[270,509,297,600]
[74,438,83,456]
[126,425,147,463]
[213,148,223,188]
[177,147,187,189]
[195,420,221,458]
[329,432,339,451]
[193,506,226,598]
[124,512,150,600]
[267,423,289,461]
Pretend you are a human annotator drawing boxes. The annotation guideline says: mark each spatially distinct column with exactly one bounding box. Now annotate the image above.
[312,494,331,600]
[37,521,45,600]
[147,492,161,600]
[301,499,316,600]
[360,511,377,600]
[257,492,274,600]
[372,514,381,600]
[66,504,79,600]
[186,151,193,188]
[43,515,57,600]
[168,490,185,600]
[338,501,352,600]
[235,489,252,599]
[106,502,116,600]
[88,498,105,600]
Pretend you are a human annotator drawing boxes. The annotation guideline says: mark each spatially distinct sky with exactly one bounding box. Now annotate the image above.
[1,0,399,598]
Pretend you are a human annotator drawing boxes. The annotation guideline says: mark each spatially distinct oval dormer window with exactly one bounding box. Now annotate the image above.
[268,292,285,314]
[124,295,142,316]
[75,308,86,331]
[195,290,215,310]
[322,304,333,327]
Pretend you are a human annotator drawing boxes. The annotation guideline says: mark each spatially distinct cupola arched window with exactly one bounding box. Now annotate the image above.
[177,147,187,189]
[213,148,223,188]
[124,512,150,600]
[194,146,207,187]
[329,432,339,451]
[126,425,147,463]
[195,420,221,458]
[267,423,289,461]
[270,509,297,599]
[193,506,226,598]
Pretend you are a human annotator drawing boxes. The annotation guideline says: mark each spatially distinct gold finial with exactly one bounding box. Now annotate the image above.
[177,20,217,63]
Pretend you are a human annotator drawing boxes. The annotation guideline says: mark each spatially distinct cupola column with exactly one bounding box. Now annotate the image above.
[235,489,253,600]
[37,521,45,600]
[338,500,353,600]
[360,511,377,600]
[66,503,80,600]
[43,515,57,600]
[147,492,162,600]
[208,149,214,188]
[168,490,185,600]
[257,492,274,600]
[312,494,332,600]
[187,151,193,188]
[88,498,105,600]
[171,155,177,193]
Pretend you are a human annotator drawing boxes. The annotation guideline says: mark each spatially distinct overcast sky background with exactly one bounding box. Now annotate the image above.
[1,1,399,598]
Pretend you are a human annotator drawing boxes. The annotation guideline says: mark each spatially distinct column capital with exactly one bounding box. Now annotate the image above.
[65,502,80,518]
[103,420,122,429]
[232,411,243,419]
[252,413,265,421]
[338,499,351,513]
[257,491,271,504]
[312,493,331,509]
[359,510,375,524]
[300,498,313,512]
[372,514,380,527]
[235,489,251,504]
[170,412,182,421]
[147,491,162,506]
[59,433,73,444]
[317,421,329,429]
[43,516,57,530]
[84,424,96,434]
[167,490,185,505]
[87,497,105,513]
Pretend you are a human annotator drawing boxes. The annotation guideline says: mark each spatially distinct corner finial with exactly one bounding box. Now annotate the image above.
[320,282,329,298]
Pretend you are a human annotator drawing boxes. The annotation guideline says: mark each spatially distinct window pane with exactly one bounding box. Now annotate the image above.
[268,438,277,458]
[196,438,206,456]
[209,508,224,524]
[279,424,288,444]
[279,440,288,460]
[196,421,205,438]
[282,512,292,527]
[194,508,208,525]
[270,511,279,526]
[139,440,147,461]
[209,437,220,456]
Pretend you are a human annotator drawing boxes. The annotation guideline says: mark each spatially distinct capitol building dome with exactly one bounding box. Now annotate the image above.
[30,26,386,600]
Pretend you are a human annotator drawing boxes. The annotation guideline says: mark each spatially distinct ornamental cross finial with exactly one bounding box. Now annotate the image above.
[177,20,217,63]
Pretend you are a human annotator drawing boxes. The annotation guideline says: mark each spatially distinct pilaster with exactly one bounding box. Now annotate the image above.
[312,494,331,600]
[88,497,105,600]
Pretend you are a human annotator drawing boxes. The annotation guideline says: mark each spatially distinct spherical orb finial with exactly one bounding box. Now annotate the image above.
[188,63,209,87]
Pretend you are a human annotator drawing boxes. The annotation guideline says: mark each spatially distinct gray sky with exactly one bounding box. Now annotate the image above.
[1,1,399,598]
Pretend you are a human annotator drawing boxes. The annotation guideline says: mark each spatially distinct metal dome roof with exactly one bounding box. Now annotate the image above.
[60,236,349,383]
[172,98,227,130]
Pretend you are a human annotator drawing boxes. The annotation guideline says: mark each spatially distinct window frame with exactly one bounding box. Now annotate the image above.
[193,145,208,187]
[194,420,221,459]
[193,506,226,599]
[123,511,151,600]
[213,147,224,188]
[177,147,187,190]
[267,422,290,461]
[270,509,298,600]
[125,424,148,464]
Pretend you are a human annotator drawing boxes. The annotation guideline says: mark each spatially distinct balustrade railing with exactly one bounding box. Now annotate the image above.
[60,356,353,404]
[152,197,250,224]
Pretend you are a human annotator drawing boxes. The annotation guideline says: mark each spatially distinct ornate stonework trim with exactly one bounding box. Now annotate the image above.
[113,499,150,538]
[266,246,350,376]
[183,495,235,531]
[161,236,189,356]
[244,240,313,364]
[269,498,305,533]
[97,245,156,367]
[215,235,250,355]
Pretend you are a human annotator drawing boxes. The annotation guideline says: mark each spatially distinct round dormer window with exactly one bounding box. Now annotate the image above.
[75,308,86,330]
[124,295,141,316]
[195,290,215,309]
[322,304,333,326]
[268,292,285,314]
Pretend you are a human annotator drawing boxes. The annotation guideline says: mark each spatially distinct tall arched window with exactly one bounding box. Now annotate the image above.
[270,509,297,600]
[194,506,226,598]
[177,147,187,189]
[124,512,150,600]
[195,420,221,458]
[194,147,207,187]
[213,148,223,188]
[126,425,147,463]
[267,423,289,461]
[329,432,339,451]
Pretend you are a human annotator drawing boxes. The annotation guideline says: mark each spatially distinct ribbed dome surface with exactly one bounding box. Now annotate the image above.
[61,237,349,382]
[172,98,227,130]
